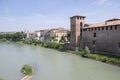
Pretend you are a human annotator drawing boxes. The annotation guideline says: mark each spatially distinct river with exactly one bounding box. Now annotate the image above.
[0,42,120,80]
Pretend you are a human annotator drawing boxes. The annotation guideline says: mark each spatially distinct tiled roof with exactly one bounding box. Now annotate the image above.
[88,18,120,28]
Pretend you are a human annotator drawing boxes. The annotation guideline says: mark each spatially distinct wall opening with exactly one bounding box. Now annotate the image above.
[115,25,117,30]
[106,26,108,30]
[93,40,96,45]
[102,27,104,30]
[80,22,83,39]
[110,26,113,30]
[119,42,120,49]
[93,33,96,37]
[92,40,96,53]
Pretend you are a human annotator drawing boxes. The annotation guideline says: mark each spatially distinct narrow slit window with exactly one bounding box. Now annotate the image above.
[119,42,120,48]
[93,33,96,37]
[110,26,113,30]
[106,26,108,30]
[115,25,117,30]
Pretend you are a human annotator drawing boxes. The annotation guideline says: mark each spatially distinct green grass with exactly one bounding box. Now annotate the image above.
[66,50,120,66]
[86,53,120,65]
[21,64,33,76]
[0,78,4,80]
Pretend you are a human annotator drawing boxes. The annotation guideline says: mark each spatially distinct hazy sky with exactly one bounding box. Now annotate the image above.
[0,0,120,32]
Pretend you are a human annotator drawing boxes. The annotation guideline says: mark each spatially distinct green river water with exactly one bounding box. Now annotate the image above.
[0,42,120,80]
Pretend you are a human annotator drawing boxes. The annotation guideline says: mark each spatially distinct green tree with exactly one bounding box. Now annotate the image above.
[21,64,33,76]
[0,78,4,80]
[0,34,4,39]
[67,31,70,41]
[12,32,23,41]
[60,35,66,43]
[82,46,90,57]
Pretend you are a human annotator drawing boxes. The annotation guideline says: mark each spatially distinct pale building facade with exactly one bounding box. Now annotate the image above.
[35,28,68,42]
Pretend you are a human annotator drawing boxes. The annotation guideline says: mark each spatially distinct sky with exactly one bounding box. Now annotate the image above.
[0,0,120,32]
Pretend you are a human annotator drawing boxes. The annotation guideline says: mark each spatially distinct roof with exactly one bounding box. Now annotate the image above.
[88,18,120,28]
[70,14,86,19]
[27,32,36,35]
[106,18,120,22]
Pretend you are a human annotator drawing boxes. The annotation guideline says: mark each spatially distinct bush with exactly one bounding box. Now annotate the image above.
[87,53,120,65]
[0,78,4,80]
[21,64,33,76]
[82,46,90,57]
[44,42,63,50]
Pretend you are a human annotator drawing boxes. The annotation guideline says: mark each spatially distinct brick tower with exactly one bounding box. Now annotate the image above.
[70,15,86,50]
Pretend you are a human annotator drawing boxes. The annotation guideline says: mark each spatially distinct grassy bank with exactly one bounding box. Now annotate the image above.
[0,78,4,80]
[66,50,120,66]
[21,64,33,76]
[21,39,64,51]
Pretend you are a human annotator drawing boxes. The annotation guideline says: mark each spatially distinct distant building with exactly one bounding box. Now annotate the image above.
[35,29,50,41]
[35,28,69,42]
[70,14,120,56]
[50,28,69,43]
[26,31,37,40]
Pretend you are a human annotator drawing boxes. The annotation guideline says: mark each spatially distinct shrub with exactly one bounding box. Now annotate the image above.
[0,78,4,80]
[82,46,90,57]
[58,45,63,50]
[84,46,90,54]
[21,64,33,76]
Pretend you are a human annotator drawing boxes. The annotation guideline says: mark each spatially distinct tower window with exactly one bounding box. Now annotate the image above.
[93,33,96,37]
[77,17,79,20]
[80,22,83,28]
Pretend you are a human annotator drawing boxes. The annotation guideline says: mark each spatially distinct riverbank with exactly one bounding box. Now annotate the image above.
[21,76,33,80]
[66,50,120,66]
[1,40,120,66]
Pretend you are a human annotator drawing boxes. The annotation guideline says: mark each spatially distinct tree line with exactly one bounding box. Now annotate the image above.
[0,32,26,41]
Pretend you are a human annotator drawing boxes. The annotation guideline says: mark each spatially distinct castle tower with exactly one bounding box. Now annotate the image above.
[70,15,86,50]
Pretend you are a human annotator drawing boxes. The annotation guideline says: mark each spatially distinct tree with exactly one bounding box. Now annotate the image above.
[0,34,4,39]
[60,35,66,43]
[84,46,90,54]
[82,46,90,57]
[12,32,25,41]
[67,31,70,41]
[0,78,4,80]
[21,64,33,76]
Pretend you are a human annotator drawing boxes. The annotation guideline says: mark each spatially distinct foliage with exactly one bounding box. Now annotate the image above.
[44,42,64,50]
[21,64,33,76]
[66,31,70,41]
[59,35,66,43]
[66,49,120,66]
[87,54,120,65]
[0,32,25,41]
[83,46,90,54]
[0,78,4,80]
